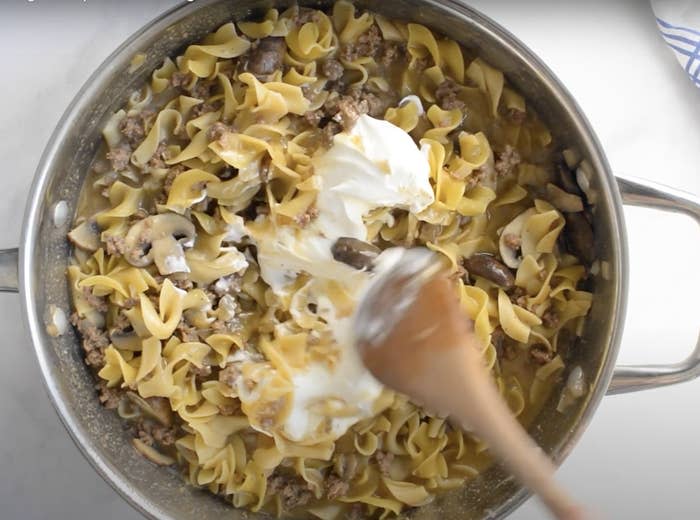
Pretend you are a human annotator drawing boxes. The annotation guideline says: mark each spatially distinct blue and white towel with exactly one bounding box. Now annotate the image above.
[652,0,700,87]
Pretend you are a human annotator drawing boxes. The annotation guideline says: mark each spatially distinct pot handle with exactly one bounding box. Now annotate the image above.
[607,176,700,394]
[0,248,19,293]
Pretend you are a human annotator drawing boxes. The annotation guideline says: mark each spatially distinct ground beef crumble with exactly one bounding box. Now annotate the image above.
[325,475,350,500]
[106,144,131,172]
[148,141,169,169]
[508,286,528,307]
[345,503,365,520]
[96,380,122,409]
[119,115,146,145]
[81,286,108,313]
[378,40,407,67]
[541,309,560,329]
[321,58,344,80]
[374,451,394,476]
[176,318,200,342]
[507,107,527,124]
[122,297,138,310]
[104,235,126,257]
[70,312,109,369]
[207,121,230,142]
[325,87,386,130]
[191,79,215,100]
[191,101,221,119]
[435,78,465,110]
[321,121,342,148]
[218,400,241,416]
[219,363,242,389]
[502,232,522,251]
[110,309,132,335]
[170,71,192,90]
[303,109,323,127]
[464,168,486,191]
[188,364,212,381]
[495,145,521,177]
[330,95,367,129]
[267,473,315,510]
[529,344,554,365]
[339,24,382,62]
[135,418,179,447]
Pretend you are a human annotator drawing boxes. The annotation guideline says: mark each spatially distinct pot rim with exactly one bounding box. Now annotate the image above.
[19,1,629,518]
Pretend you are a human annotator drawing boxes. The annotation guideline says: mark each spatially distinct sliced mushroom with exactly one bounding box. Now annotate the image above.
[123,213,195,275]
[545,183,583,213]
[132,438,176,466]
[562,148,581,170]
[557,365,587,413]
[117,399,141,421]
[557,163,581,196]
[575,161,597,205]
[498,208,536,268]
[564,212,595,265]
[126,391,173,426]
[331,237,381,271]
[463,253,515,289]
[68,220,101,252]
[109,329,142,351]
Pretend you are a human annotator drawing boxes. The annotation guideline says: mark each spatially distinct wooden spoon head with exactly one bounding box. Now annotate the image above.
[355,249,483,415]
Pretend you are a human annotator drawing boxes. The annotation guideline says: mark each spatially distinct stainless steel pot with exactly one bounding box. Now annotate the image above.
[1,0,698,518]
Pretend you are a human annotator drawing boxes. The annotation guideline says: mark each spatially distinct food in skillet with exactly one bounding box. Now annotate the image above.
[67,2,595,517]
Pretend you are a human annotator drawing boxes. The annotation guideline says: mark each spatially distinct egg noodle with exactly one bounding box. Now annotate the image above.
[67,3,594,518]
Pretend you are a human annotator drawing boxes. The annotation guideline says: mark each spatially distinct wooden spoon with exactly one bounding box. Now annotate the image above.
[354,248,587,520]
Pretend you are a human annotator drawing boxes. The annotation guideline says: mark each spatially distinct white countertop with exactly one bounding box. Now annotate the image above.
[1,1,698,519]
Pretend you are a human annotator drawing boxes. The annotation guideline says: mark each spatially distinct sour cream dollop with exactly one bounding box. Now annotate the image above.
[251,114,435,442]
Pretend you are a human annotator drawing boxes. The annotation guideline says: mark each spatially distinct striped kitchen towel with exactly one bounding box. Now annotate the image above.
[652,0,700,87]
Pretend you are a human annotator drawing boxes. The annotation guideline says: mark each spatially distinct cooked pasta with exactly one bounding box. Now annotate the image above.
[67,3,595,518]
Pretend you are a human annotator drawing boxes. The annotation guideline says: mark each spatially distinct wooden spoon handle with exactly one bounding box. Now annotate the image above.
[454,342,586,520]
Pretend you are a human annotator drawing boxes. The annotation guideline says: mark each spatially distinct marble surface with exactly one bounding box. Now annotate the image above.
[1,1,699,519]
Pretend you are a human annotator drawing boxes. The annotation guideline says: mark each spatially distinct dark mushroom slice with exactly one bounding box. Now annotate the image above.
[247,37,286,76]
[564,212,595,265]
[68,220,101,252]
[331,237,381,271]
[463,253,515,289]
[557,162,582,196]
[125,391,173,426]
[123,213,196,275]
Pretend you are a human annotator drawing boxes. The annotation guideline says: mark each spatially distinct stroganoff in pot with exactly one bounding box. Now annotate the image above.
[67,2,595,517]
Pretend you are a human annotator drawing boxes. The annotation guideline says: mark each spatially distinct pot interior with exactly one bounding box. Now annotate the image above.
[23,0,624,518]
